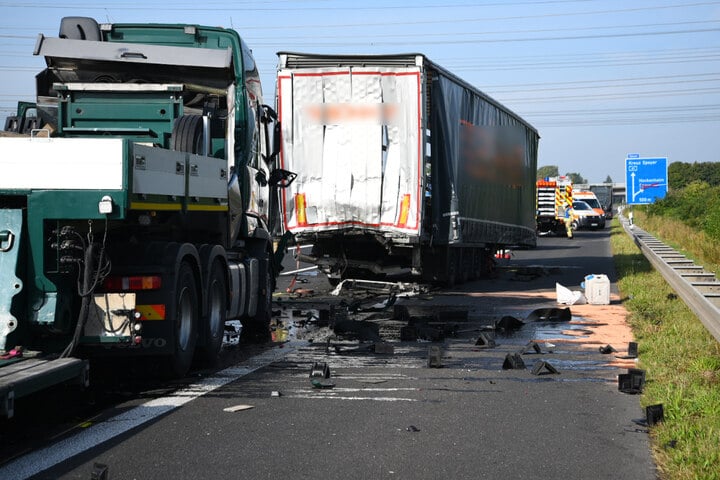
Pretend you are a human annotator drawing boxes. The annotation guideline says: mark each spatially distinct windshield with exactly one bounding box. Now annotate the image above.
[573,201,592,211]
[578,197,601,209]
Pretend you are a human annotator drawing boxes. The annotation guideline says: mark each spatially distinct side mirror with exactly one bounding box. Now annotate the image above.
[269,169,297,189]
[255,170,268,187]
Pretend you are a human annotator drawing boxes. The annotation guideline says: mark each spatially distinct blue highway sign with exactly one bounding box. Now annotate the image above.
[625,156,668,205]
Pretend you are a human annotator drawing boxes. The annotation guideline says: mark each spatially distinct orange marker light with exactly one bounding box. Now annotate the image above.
[296,193,308,226]
[398,194,411,227]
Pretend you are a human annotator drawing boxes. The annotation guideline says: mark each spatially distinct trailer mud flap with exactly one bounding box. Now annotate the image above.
[0,209,23,352]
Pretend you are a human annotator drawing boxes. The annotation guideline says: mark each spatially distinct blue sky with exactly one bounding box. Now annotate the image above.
[1,0,719,183]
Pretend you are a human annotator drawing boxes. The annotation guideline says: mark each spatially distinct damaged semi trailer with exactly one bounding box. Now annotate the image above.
[0,17,292,417]
[276,53,539,285]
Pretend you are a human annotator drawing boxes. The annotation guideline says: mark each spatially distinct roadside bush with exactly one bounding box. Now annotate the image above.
[647,181,720,240]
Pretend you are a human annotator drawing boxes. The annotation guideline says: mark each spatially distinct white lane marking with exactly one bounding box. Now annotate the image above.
[0,347,293,480]
[285,395,416,402]
[289,387,418,393]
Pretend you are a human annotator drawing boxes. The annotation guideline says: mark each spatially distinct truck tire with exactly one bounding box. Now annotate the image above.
[196,260,227,365]
[167,262,199,377]
[171,114,203,154]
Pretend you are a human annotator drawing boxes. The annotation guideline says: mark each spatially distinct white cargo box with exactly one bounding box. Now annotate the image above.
[584,274,610,305]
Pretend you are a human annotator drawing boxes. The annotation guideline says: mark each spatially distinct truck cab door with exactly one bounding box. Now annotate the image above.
[245,101,274,232]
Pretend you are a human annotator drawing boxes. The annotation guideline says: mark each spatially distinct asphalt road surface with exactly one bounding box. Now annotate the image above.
[0,227,658,479]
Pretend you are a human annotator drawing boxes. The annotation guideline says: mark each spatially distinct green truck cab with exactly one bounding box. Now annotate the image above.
[0,17,291,418]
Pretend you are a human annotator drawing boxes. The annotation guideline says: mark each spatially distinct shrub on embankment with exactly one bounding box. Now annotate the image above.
[634,181,720,274]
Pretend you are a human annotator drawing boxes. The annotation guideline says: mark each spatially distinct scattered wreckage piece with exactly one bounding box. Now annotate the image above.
[502,353,526,370]
[474,332,496,348]
[531,360,559,375]
[309,362,331,379]
[526,307,572,322]
[618,368,646,394]
[495,315,524,332]
[427,346,443,368]
[615,341,639,359]
[329,279,423,297]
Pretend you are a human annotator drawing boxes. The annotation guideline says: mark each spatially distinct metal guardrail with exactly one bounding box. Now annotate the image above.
[621,217,720,343]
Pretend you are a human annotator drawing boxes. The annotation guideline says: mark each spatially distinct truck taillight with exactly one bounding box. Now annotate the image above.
[104,275,162,291]
[397,194,411,227]
[296,193,308,226]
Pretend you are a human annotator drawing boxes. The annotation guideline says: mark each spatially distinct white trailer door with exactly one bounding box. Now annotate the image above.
[277,66,422,235]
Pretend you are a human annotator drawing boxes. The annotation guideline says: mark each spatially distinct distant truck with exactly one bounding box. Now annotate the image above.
[589,185,614,219]
[536,177,572,235]
[275,53,539,285]
[0,17,291,417]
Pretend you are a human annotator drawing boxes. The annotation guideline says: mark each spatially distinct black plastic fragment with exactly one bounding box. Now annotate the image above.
[475,332,496,348]
[427,345,443,368]
[496,315,524,331]
[618,368,645,394]
[531,360,559,375]
[646,404,664,425]
[599,344,617,354]
[616,341,638,359]
[522,341,542,354]
[526,307,572,322]
[311,379,335,389]
[310,362,330,379]
[417,326,444,342]
[91,463,109,480]
[502,353,525,370]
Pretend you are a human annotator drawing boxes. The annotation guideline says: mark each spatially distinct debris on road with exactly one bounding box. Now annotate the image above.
[309,362,331,379]
[427,345,443,368]
[329,278,422,297]
[311,379,335,389]
[223,405,255,413]
[91,463,109,480]
[495,315,524,332]
[599,344,617,354]
[406,425,421,432]
[332,319,381,342]
[556,282,587,305]
[531,360,560,375]
[616,341,639,359]
[526,307,572,322]
[521,341,543,354]
[618,368,646,394]
[474,332,496,348]
[502,353,526,370]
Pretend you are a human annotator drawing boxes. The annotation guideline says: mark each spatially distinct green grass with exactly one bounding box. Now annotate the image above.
[611,218,720,480]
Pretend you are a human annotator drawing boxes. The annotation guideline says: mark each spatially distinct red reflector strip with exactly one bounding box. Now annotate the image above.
[104,275,162,291]
[136,304,166,321]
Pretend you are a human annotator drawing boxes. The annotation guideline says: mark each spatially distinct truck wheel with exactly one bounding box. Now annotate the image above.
[167,262,198,377]
[196,261,226,365]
